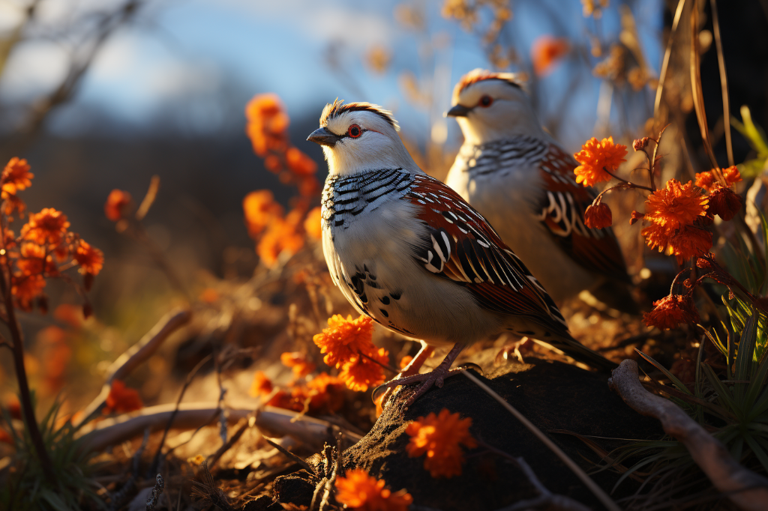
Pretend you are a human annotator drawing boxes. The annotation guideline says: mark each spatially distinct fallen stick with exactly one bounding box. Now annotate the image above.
[76,308,192,426]
[609,359,768,511]
[77,402,363,453]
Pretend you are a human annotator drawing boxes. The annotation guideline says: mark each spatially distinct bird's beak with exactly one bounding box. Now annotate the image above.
[307,127,339,147]
[445,104,472,118]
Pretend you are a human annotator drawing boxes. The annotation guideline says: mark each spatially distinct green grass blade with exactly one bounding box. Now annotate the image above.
[637,349,693,395]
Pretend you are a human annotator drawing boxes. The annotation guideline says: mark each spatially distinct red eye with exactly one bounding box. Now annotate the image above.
[348,124,362,138]
[479,95,493,107]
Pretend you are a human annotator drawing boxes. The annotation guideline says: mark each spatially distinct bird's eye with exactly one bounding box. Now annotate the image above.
[479,95,493,107]
[348,124,362,138]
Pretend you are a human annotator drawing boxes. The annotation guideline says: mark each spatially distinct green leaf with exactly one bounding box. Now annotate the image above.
[732,105,768,158]
[744,434,768,473]
[702,363,738,413]
[637,350,692,395]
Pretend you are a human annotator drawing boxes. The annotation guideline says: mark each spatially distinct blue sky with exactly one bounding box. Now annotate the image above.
[0,0,663,149]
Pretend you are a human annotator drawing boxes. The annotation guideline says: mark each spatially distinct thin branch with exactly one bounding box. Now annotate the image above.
[654,0,687,118]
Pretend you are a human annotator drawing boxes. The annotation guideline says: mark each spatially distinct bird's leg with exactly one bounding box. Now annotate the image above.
[375,341,434,408]
[384,343,467,406]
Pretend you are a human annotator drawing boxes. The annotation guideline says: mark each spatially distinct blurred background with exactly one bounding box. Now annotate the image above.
[1,0,767,412]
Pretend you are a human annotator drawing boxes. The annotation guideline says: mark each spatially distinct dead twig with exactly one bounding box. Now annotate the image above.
[77,403,362,453]
[609,359,768,511]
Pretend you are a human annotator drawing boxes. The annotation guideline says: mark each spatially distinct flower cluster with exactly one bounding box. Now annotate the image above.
[405,408,477,478]
[640,179,712,263]
[313,314,389,392]
[243,93,323,267]
[573,136,628,187]
[335,469,413,511]
[0,159,103,312]
[249,369,346,414]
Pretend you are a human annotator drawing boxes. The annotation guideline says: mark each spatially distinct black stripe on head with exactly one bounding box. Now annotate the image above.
[320,99,399,130]
[453,69,523,102]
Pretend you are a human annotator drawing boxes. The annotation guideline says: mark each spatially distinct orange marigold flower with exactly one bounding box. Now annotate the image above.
[286,147,317,176]
[584,202,612,229]
[644,179,709,233]
[104,190,132,222]
[256,207,305,266]
[643,294,700,330]
[304,206,322,241]
[1,157,33,198]
[666,225,712,263]
[74,240,104,276]
[104,380,143,414]
[405,408,477,478]
[306,372,346,412]
[573,137,627,187]
[281,351,316,378]
[695,166,742,192]
[12,274,46,311]
[339,347,389,392]
[313,314,376,369]
[708,186,743,221]
[21,208,70,245]
[249,371,274,398]
[335,469,413,511]
[531,35,570,77]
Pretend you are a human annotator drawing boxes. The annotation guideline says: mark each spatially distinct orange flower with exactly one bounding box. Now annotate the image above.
[286,147,317,176]
[21,208,70,245]
[708,186,742,221]
[643,294,700,330]
[666,226,712,263]
[74,240,104,276]
[405,408,477,478]
[644,179,708,231]
[256,207,305,266]
[281,352,316,378]
[12,274,45,311]
[584,202,612,229]
[335,469,413,511]
[399,355,413,370]
[695,166,742,192]
[304,206,322,240]
[531,36,570,76]
[313,314,376,368]
[4,193,26,217]
[104,190,132,222]
[243,190,283,238]
[104,379,143,414]
[305,372,346,412]
[573,137,627,187]
[1,157,33,197]
[16,242,58,277]
[249,371,274,397]
[245,93,289,157]
[339,347,389,392]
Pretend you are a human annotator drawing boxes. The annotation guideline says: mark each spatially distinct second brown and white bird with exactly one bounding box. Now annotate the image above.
[307,99,614,404]
[446,69,633,307]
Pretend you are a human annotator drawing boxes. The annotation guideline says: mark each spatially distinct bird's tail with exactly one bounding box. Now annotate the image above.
[536,334,617,372]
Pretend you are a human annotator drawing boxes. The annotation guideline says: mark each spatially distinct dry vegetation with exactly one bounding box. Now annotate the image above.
[0,0,767,510]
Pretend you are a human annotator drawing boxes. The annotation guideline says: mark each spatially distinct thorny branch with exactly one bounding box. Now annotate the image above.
[609,359,768,511]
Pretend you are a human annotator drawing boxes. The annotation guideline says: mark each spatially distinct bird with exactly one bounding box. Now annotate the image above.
[445,69,634,308]
[307,99,615,405]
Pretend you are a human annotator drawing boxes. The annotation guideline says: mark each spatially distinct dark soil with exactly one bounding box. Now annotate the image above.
[272,358,664,510]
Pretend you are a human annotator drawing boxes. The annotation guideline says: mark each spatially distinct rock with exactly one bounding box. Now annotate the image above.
[274,358,663,510]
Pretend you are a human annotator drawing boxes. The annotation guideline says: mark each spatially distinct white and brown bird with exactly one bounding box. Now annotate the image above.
[307,100,614,404]
[445,69,633,308]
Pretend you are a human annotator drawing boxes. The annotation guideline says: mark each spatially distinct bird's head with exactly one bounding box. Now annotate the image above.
[307,100,419,176]
[446,69,544,145]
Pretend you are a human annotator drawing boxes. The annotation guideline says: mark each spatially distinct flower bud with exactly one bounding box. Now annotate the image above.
[629,210,644,225]
[584,202,612,229]
[708,186,742,221]
[633,137,649,151]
